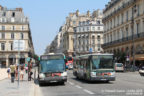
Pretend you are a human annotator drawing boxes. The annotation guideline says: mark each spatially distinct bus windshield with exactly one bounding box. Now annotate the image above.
[92,56,113,70]
[40,59,65,73]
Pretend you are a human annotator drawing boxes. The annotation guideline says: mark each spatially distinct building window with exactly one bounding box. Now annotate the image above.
[21,26,25,30]
[2,12,6,17]
[10,43,13,50]
[97,20,100,24]
[79,27,81,32]
[92,26,95,31]
[117,16,119,25]
[92,36,95,44]
[126,11,128,21]
[12,12,15,17]
[114,17,115,27]
[97,36,101,42]
[87,46,89,51]
[98,27,100,30]
[79,21,81,26]
[2,33,5,39]
[137,5,140,16]
[121,13,123,24]
[137,23,140,36]
[11,33,15,39]
[126,28,128,38]
[11,18,15,22]
[1,43,5,51]
[83,27,85,32]
[20,33,24,39]
[87,27,89,31]
[2,18,6,22]
[87,20,90,25]
[12,26,15,30]
[2,26,5,30]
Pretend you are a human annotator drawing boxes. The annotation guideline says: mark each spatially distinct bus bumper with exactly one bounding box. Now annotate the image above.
[90,77,115,81]
[39,76,67,83]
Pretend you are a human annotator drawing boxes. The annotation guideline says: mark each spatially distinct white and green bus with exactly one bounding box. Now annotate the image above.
[38,53,67,85]
[73,53,115,82]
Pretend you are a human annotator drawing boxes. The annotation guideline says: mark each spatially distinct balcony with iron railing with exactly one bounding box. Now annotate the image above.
[103,0,137,22]
[102,32,144,48]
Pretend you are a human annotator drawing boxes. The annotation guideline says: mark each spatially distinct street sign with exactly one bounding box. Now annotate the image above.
[89,48,93,53]
[13,40,25,51]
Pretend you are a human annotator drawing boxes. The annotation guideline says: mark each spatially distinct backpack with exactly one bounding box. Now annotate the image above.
[7,68,10,73]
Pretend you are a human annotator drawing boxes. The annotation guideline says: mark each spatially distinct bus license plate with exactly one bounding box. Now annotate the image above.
[50,81,57,83]
[101,79,107,80]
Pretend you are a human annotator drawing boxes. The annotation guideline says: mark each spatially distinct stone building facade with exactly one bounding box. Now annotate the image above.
[103,0,144,66]
[45,10,104,57]
[0,5,34,67]
[74,10,104,55]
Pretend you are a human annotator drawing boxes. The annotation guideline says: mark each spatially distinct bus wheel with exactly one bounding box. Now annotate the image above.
[105,80,109,83]
[39,82,44,86]
[60,82,65,85]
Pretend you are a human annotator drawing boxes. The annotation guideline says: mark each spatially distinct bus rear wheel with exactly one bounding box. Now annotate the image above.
[59,82,65,85]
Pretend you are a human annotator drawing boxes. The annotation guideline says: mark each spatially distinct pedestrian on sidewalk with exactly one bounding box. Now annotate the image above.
[15,66,18,80]
[25,63,28,73]
[7,67,11,78]
[20,66,25,81]
[28,61,33,81]
[10,64,16,83]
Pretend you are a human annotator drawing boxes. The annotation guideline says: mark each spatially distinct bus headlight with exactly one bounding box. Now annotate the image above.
[61,72,67,77]
[39,73,45,79]
[110,72,115,77]
[91,72,96,77]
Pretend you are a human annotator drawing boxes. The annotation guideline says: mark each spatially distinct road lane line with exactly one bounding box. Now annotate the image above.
[75,85,82,89]
[83,89,95,95]
[67,81,75,85]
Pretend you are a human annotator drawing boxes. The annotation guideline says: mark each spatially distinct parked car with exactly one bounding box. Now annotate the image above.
[139,66,144,76]
[115,63,124,72]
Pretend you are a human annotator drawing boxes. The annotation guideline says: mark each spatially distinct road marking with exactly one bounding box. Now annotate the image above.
[83,89,95,95]
[68,81,74,85]
[75,85,82,89]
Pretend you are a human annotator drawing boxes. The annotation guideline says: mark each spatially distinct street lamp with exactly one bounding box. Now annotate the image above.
[132,4,137,72]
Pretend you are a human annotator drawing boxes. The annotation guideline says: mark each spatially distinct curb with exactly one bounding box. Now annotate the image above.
[0,77,8,81]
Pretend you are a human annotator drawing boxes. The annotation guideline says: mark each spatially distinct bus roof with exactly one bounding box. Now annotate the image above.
[74,53,113,58]
[41,53,65,56]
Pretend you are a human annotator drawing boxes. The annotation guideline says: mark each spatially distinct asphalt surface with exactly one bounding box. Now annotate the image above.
[38,70,144,96]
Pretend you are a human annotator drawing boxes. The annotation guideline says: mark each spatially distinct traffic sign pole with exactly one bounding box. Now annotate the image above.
[18,39,20,88]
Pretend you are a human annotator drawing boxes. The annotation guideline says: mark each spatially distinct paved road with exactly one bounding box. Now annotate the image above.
[38,71,144,96]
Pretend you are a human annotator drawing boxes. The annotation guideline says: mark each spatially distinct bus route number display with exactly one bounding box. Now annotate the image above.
[41,55,64,60]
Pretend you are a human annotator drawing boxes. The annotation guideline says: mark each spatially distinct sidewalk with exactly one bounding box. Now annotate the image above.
[0,68,43,96]
[0,68,8,81]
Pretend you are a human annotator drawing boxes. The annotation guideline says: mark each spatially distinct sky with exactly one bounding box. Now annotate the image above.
[0,0,109,55]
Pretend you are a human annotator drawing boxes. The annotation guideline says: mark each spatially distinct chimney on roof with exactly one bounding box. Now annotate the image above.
[76,10,79,16]
[87,10,90,17]
[16,8,23,12]
[0,5,3,10]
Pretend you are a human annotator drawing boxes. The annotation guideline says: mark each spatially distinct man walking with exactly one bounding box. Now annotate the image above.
[28,61,33,81]
[10,64,15,83]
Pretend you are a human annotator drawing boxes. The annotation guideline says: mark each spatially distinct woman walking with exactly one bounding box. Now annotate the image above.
[20,66,25,81]
[15,66,18,80]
